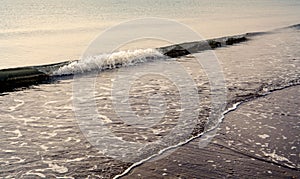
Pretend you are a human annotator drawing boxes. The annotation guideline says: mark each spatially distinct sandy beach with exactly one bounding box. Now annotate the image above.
[1,1,300,178]
[123,85,300,178]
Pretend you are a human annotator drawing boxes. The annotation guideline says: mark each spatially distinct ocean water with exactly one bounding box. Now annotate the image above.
[1,26,300,177]
[0,1,300,178]
[1,0,300,68]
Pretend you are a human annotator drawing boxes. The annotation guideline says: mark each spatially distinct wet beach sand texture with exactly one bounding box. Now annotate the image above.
[124,85,300,179]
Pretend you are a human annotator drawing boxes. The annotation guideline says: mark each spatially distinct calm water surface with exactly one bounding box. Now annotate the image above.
[1,0,300,68]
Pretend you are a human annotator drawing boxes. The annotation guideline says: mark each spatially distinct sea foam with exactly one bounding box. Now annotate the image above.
[53,49,166,75]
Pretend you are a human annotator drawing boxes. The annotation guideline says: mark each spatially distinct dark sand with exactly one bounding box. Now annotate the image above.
[123,85,300,178]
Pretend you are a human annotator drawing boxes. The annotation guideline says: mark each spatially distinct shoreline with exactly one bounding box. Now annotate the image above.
[0,20,299,178]
[120,85,300,178]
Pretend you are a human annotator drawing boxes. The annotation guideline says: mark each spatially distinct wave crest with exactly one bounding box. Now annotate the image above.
[53,49,166,76]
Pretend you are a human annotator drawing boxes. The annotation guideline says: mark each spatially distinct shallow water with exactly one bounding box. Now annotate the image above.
[0,26,299,178]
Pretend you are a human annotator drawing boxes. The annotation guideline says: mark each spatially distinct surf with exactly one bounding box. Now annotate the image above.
[0,23,299,93]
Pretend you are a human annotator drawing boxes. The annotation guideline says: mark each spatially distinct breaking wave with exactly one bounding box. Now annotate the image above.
[53,48,166,75]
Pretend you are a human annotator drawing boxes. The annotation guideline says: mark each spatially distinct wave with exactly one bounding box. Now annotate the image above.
[1,23,299,93]
[283,23,300,30]
[0,61,69,93]
[53,49,166,76]
[0,67,49,93]
[54,34,248,75]
[0,34,251,93]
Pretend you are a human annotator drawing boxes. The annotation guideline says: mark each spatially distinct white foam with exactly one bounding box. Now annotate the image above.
[113,102,241,179]
[10,129,22,139]
[53,49,166,75]
[262,150,295,167]
[8,99,24,112]
[258,134,269,139]
[25,171,46,178]
[48,163,68,173]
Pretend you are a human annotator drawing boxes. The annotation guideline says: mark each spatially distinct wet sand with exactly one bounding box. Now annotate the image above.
[123,85,300,178]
